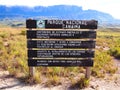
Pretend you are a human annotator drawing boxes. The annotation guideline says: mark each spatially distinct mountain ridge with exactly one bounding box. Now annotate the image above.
[0,5,120,25]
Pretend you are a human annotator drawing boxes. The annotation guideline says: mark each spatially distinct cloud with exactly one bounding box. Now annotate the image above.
[0,0,113,7]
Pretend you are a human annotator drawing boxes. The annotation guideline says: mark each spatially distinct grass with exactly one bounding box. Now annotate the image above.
[0,27,119,89]
[0,27,28,75]
[97,28,120,59]
[92,50,117,78]
[69,76,90,89]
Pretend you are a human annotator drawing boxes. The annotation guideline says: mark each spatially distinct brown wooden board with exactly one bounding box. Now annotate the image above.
[26,19,37,28]
[63,20,97,29]
[28,50,94,58]
[27,40,95,49]
[26,19,98,29]
[27,30,96,39]
[28,59,93,66]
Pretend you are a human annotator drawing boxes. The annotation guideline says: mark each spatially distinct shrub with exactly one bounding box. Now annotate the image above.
[70,77,90,89]
[92,50,117,78]
[20,30,26,35]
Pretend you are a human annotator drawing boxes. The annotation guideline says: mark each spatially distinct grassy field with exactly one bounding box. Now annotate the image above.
[0,27,119,88]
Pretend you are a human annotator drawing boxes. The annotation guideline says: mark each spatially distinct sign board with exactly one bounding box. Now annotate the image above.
[27,40,95,49]
[27,30,96,39]
[28,50,94,58]
[28,59,93,66]
[26,19,97,67]
[26,19,98,29]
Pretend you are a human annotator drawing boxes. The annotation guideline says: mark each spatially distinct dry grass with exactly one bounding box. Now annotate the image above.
[0,27,119,89]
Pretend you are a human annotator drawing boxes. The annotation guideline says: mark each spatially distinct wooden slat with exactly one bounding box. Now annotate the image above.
[26,19,37,28]
[27,40,95,49]
[28,59,93,66]
[27,30,96,39]
[26,19,98,29]
[28,50,94,58]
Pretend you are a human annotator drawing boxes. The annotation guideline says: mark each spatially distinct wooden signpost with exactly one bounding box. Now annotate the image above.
[26,19,98,78]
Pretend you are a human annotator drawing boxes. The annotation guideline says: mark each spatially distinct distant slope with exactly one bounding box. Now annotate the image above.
[0,5,120,26]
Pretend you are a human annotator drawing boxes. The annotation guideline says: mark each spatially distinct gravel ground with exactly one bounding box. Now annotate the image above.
[0,59,120,90]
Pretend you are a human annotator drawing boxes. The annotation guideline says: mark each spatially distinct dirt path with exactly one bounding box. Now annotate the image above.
[0,70,65,90]
[114,58,120,74]
[0,59,120,90]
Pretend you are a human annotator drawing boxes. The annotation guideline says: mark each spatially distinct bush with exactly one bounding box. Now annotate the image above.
[0,27,118,87]
[92,50,117,77]
[108,47,120,59]
[70,77,90,89]
[20,30,26,35]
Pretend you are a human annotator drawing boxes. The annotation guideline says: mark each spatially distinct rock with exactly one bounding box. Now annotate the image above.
[4,42,9,47]
[90,85,96,89]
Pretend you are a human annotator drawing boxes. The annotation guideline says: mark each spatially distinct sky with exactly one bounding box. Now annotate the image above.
[0,0,120,19]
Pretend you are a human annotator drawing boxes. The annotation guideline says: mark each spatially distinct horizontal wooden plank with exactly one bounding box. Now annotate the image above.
[26,19,37,28]
[27,30,96,39]
[27,40,95,49]
[28,59,93,66]
[26,19,98,29]
[63,20,97,29]
[28,50,94,58]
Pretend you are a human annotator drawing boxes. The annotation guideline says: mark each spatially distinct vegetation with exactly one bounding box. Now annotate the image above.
[0,27,119,89]
[70,77,90,89]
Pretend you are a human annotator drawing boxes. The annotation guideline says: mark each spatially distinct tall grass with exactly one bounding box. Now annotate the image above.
[0,28,28,77]
[0,27,119,89]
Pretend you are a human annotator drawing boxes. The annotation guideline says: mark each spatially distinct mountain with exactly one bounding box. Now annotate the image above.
[0,5,120,26]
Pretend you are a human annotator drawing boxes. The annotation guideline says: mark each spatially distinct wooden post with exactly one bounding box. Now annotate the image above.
[85,29,95,79]
[29,67,35,77]
[85,67,91,79]
[28,28,35,77]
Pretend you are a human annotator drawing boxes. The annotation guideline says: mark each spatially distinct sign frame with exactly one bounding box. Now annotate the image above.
[26,19,98,29]
[26,19,98,78]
